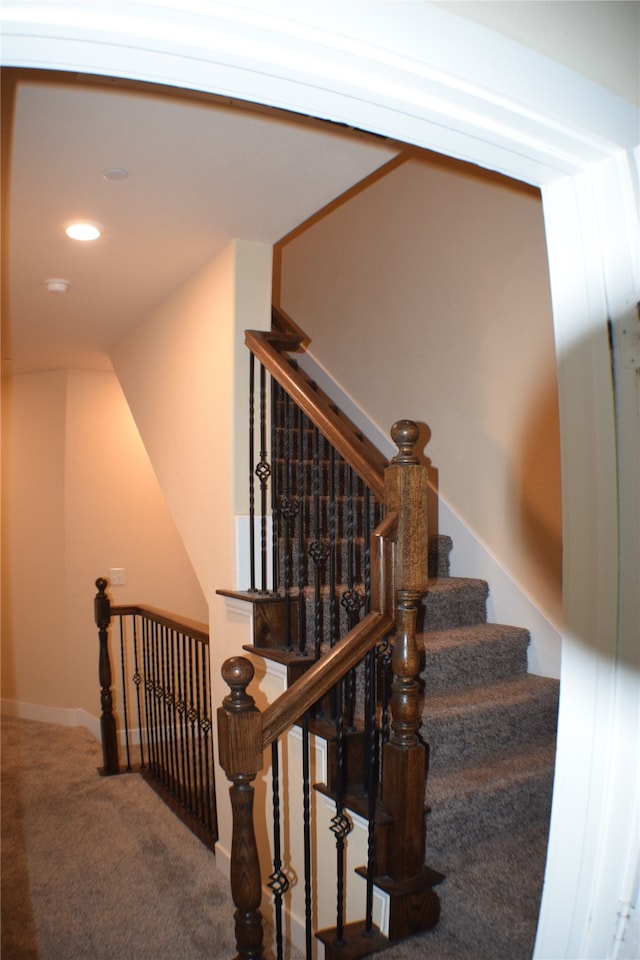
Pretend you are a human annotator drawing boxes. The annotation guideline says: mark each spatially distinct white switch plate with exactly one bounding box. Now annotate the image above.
[109,567,126,586]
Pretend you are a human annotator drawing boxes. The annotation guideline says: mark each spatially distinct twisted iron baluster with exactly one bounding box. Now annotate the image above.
[271,379,281,593]
[280,392,297,651]
[302,713,313,958]
[118,616,132,771]
[296,406,307,655]
[201,646,215,835]
[330,675,352,946]
[309,425,328,666]
[268,739,289,960]
[256,362,271,594]
[131,615,145,768]
[364,644,379,936]
[248,352,256,592]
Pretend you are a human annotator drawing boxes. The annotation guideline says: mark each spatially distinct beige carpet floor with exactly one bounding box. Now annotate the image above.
[1,716,243,960]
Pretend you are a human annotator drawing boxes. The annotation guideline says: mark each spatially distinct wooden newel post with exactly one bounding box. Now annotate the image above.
[381,421,441,939]
[93,577,119,776]
[218,657,265,960]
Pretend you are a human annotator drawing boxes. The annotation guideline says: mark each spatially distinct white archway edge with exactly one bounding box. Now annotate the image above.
[2,3,638,957]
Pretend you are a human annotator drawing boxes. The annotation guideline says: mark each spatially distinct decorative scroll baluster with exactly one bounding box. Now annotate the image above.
[118,615,132,771]
[310,425,328,665]
[302,713,313,958]
[249,353,256,591]
[93,578,119,775]
[271,378,281,593]
[218,657,265,960]
[296,405,307,655]
[257,363,271,594]
[364,646,379,936]
[268,739,289,960]
[132,615,145,768]
[280,392,297,651]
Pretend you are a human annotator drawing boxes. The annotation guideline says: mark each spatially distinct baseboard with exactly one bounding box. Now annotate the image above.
[1,699,102,740]
[295,351,561,679]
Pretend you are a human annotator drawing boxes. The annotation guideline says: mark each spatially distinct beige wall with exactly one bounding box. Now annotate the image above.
[278,153,562,630]
[110,238,273,861]
[1,368,207,718]
[110,239,272,597]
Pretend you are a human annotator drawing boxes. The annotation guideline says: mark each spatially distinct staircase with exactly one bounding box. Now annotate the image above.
[219,314,559,959]
[386,534,559,958]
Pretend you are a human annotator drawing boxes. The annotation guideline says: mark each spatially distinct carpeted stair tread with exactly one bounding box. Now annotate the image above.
[420,622,530,693]
[424,675,560,772]
[422,577,489,630]
[426,743,556,857]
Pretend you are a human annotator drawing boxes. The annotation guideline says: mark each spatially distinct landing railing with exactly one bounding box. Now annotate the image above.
[93,587,217,849]
[217,310,442,959]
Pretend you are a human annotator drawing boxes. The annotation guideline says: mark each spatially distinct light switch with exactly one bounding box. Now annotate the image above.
[109,567,126,586]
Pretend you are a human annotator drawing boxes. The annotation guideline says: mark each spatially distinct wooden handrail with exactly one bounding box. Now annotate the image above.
[246,328,388,502]
[109,603,209,644]
[262,610,394,750]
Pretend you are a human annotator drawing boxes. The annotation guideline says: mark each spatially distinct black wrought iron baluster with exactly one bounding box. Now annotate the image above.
[257,362,271,594]
[201,645,214,833]
[195,639,206,825]
[364,645,379,936]
[302,712,313,959]
[149,620,162,777]
[341,466,363,730]
[328,445,338,720]
[141,618,153,772]
[309,425,328,666]
[268,739,289,960]
[296,405,307,655]
[118,616,132,771]
[166,629,182,800]
[132,615,145,769]
[280,392,297,651]
[271,378,281,593]
[177,632,189,807]
[187,635,199,820]
[249,353,256,592]
[161,624,172,791]
[330,676,352,947]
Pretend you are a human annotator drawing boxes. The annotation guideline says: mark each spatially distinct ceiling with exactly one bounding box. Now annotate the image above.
[3,4,637,380]
[2,70,400,377]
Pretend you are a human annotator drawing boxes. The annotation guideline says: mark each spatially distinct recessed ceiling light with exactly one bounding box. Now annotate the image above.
[103,167,128,181]
[65,221,103,241]
[45,278,70,294]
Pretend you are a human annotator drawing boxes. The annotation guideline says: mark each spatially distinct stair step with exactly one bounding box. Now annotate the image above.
[422,577,489,631]
[424,675,559,774]
[425,743,556,859]
[421,622,530,694]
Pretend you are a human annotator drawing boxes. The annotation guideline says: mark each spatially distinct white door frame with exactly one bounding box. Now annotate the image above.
[2,4,638,956]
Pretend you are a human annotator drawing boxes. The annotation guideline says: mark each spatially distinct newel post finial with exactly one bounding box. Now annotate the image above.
[390,419,421,465]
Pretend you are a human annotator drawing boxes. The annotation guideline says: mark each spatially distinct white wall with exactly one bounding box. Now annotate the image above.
[1,368,208,727]
[279,153,562,674]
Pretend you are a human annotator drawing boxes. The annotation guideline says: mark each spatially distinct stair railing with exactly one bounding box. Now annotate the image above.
[92,585,217,849]
[218,310,442,959]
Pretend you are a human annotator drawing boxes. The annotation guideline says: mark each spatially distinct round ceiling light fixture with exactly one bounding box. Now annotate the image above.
[103,167,128,181]
[65,220,103,241]
[45,278,70,294]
